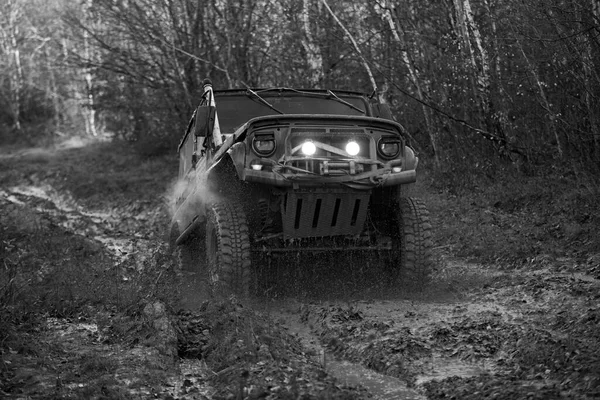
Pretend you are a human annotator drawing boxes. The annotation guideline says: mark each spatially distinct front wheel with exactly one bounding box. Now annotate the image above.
[205,201,252,297]
[170,222,204,273]
[398,197,433,288]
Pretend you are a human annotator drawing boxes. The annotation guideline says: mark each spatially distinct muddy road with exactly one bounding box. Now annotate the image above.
[176,253,600,399]
[2,145,599,399]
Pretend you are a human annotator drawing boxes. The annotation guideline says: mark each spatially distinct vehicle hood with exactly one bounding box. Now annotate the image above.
[229,114,408,139]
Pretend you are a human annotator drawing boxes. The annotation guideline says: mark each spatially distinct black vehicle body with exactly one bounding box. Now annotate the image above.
[170,81,432,295]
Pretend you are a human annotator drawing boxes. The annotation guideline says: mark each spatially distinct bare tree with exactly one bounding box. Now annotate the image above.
[320,0,378,96]
[300,0,324,86]
[82,0,97,136]
[376,0,440,166]
[0,0,24,131]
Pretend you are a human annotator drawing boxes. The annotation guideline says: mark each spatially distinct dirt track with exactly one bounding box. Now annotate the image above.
[174,246,600,399]
[2,146,599,399]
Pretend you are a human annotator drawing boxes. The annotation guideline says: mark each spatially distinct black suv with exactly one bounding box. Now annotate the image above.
[170,80,433,296]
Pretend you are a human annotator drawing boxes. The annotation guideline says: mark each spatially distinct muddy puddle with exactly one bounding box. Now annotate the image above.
[326,359,425,400]
[413,353,491,385]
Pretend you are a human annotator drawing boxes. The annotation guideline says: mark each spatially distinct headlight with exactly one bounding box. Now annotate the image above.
[250,159,263,170]
[301,141,317,156]
[377,137,401,159]
[252,132,276,156]
[345,141,360,156]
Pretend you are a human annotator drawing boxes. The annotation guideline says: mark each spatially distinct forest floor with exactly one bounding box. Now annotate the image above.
[1,139,599,399]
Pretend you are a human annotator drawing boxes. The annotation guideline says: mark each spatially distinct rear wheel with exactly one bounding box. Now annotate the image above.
[397,197,433,288]
[206,201,252,297]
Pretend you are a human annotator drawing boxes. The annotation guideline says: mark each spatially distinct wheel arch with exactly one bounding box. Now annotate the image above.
[207,149,248,202]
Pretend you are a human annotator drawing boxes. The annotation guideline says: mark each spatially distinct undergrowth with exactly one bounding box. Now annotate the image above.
[419,163,600,268]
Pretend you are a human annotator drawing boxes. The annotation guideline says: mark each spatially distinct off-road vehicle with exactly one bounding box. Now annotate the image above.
[170,80,433,296]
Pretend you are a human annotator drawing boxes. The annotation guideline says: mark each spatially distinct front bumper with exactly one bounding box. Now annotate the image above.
[242,167,416,188]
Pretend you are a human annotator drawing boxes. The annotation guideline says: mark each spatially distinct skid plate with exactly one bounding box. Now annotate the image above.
[281,188,370,239]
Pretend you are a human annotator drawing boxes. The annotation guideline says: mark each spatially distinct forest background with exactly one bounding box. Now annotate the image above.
[2,2,600,397]
[2,0,599,179]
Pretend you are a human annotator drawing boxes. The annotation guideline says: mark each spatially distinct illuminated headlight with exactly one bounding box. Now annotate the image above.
[301,141,317,156]
[250,160,263,171]
[377,137,401,159]
[252,133,276,156]
[345,141,360,156]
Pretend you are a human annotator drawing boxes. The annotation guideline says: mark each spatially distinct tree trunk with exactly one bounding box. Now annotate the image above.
[83,0,97,136]
[453,0,507,152]
[380,1,440,167]
[44,45,61,133]
[7,0,23,131]
[300,0,324,86]
[513,26,563,158]
[320,0,378,97]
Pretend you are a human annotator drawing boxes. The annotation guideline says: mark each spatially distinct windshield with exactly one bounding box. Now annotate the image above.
[214,93,368,132]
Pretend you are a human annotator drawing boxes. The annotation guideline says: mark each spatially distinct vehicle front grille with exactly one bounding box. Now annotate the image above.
[283,127,372,176]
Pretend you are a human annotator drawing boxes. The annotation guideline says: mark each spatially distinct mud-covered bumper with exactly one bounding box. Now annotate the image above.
[242,168,416,188]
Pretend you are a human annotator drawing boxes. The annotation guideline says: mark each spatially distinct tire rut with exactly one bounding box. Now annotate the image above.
[256,299,426,400]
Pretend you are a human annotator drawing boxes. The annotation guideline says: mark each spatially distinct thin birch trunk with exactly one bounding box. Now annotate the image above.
[450,0,481,129]
[7,0,23,131]
[454,0,507,149]
[301,0,324,86]
[544,4,599,158]
[380,2,439,167]
[463,0,490,101]
[320,0,378,98]
[44,45,61,133]
[514,29,563,158]
[83,0,97,136]
[452,0,477,76]
[462,0,496,137]
[483,0,502,89]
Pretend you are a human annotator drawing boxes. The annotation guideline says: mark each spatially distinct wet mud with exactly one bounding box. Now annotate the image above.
[2,181,599,399]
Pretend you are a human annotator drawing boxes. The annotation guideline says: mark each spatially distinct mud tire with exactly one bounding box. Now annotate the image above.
[170,223,204,273]
[205,201,252,297]
[178,235,203,272]
[398,197,433,289]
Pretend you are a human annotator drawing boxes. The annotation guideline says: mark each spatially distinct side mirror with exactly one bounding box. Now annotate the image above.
[193,106,216,137]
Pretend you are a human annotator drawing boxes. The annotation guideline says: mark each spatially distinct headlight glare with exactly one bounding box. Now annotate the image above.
[250,160,263,170]
[345,141,360,156]
[301,141,317,156]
